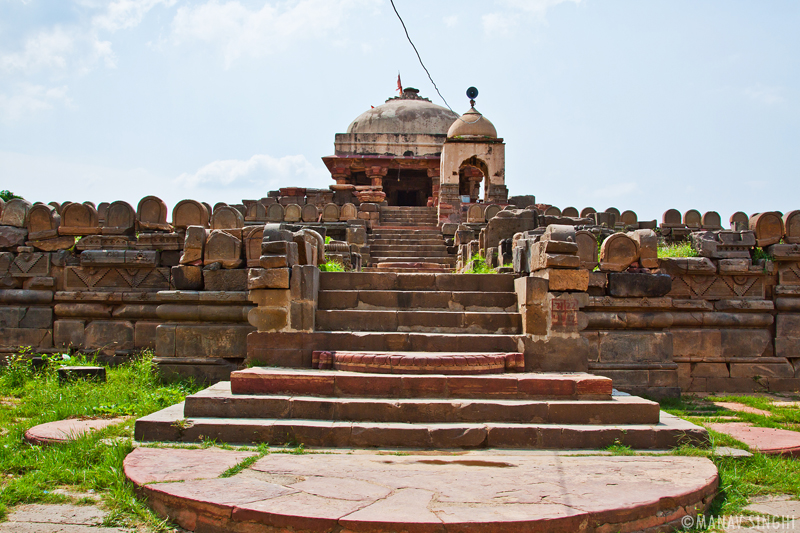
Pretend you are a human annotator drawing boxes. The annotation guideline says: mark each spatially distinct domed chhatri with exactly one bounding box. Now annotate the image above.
[447,106,498,139]
[347,88,459,136]
[322,87,463,208]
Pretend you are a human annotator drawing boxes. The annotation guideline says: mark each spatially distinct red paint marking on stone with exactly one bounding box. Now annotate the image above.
[707,422,800,457]
[24,417,126,445]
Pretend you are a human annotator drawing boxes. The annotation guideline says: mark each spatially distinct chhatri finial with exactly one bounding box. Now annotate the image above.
[466,86,479,108]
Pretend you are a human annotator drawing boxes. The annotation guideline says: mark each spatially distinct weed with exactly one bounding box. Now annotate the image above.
[0,350,200,530]
[463,254,494,274]
[604,440,636,456]
[657,241,698,258]
[319,259,346,272]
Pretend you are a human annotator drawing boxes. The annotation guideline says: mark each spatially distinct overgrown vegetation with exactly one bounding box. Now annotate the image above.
[0,190,21,202]
[462,253,495,274]
[0,350,200,530]
[657,240,698,258]
[752,247,775,262]
[318,258,346,272]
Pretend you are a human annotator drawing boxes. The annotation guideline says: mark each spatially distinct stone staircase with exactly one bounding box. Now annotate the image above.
[135,271,708,450]
[378,205,438,227]
[315,272,520,334]
[363,206,455,273]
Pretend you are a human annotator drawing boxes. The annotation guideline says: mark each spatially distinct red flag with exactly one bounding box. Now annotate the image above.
[397,73,402,94]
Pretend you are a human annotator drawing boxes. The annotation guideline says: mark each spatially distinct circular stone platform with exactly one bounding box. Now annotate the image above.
[24,417,126,445]
[124,447,719,533]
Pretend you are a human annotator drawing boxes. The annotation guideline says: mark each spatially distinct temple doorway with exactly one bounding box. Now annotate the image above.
[382,169,432,207]
[458,157,489,203]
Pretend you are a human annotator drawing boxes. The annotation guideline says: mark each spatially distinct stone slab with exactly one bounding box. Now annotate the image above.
[23,417,126,445]
[707,422,800,456]
[124,446,719,533]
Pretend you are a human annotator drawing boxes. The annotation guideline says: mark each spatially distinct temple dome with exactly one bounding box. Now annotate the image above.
[446,107,498,139]
[347,88,459,135]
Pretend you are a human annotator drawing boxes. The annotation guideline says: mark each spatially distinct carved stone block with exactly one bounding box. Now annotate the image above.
[749,211,784,247]
[172,199,209,230]
[0,199,31,228]
[599,233,639,272]
[10,251,50,277]
[102,201,136,235]
[137,196,171,232]
[64,266,170,291]
[59,203,100,236]
[179,226,206,265]
[204,230,243,269]
[210,205,244,230]
[27,204,60,240]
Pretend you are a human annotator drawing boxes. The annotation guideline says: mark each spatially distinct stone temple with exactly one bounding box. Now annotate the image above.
[3,86,799,531]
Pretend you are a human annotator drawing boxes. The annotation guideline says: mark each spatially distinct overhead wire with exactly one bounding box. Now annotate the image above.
[388,0,480,124]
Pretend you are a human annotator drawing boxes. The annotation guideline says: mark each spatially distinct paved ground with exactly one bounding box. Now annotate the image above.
[123,446,720,533]
[0,503,130,533]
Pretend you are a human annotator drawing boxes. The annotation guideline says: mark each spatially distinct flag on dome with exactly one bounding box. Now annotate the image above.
[397,73,402,94]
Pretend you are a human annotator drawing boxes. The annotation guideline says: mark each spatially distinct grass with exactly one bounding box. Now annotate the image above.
[0,350,201,531]
[657,240,698,258]
[658,394,800,521]
[462,253,500,274]
[318,258,346,272]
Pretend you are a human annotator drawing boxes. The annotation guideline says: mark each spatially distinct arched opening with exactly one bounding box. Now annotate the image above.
[458,157,489,203]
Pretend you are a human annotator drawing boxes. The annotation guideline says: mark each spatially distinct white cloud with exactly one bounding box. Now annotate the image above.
[0,83,71,121]
[744,85,786,106]
[171,0,380,66]
[92,0,178,32]
[483,0,582,35]
[176,154,329,189]
[443,15,458,28]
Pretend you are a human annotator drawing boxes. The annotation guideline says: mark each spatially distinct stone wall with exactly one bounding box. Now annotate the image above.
[0,195,371,379]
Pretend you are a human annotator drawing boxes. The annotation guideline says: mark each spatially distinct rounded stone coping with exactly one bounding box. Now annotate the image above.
[313,350,524,375]
[124,447,719,533]
[708,422,800,457]
[24,417,127,445]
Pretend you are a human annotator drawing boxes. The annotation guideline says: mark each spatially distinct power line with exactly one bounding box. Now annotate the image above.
[388,0,455,114]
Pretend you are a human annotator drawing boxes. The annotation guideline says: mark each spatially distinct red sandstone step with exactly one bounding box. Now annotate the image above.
[135,403,706,449]
[125,447,718,533]
[317,290,518,311]
[315,309,521,334]
[230,368,612,400]
[318,272,515,292]
[184,382,661,424]
[311,350,524,374]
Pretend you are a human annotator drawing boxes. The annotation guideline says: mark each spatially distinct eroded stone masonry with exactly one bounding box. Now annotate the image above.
[1,88,798,399]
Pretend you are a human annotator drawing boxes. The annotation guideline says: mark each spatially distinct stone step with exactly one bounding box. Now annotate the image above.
[380,217,439,223]
[315,309,521,334]
[374,256,455,265]
[362,266,449,273]
[371,228,442,234]
[231,368,612,399]
[312,350,523,374]
[317,290,518,311]
[135,402,706,449]
[369,239,445,246]
[319,272,516,292]
[370,250,451,258]
[183,382,661,425]
[369,244,448,252]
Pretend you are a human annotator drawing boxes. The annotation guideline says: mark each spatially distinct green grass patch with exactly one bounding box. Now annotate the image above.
[0,351,200,530]
[463,254,498,274]
[659,394,800,522]
[657,241,698,258]
[319,258,346,272]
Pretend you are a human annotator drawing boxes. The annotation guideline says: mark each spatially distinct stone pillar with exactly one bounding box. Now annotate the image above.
[331,166,351,186]
[365,166,387,189]
[427,168,440,206]
[437,183,461,225]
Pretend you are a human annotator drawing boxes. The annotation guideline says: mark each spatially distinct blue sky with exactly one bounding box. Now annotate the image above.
[1,0,797,222]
